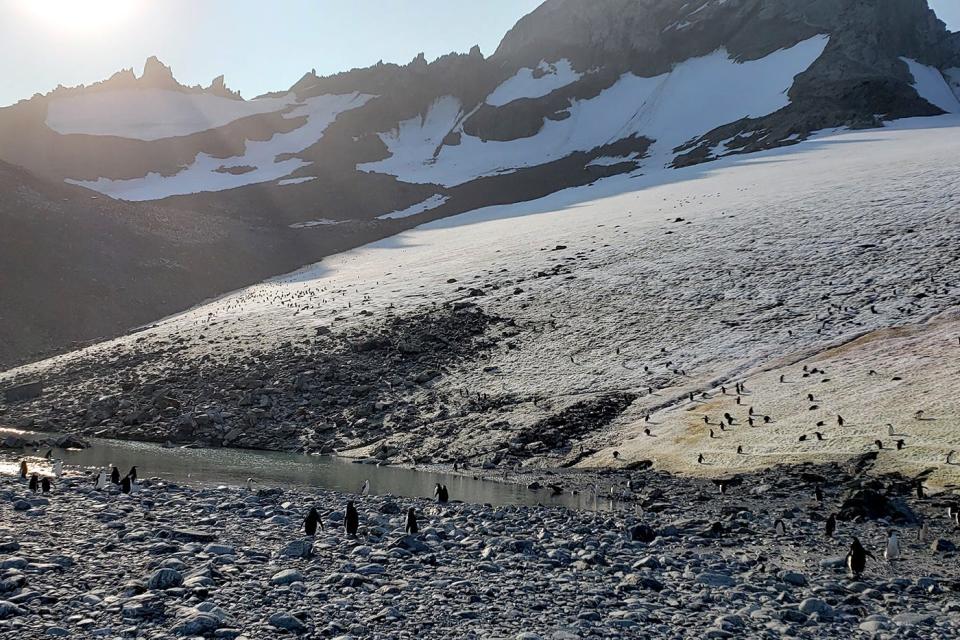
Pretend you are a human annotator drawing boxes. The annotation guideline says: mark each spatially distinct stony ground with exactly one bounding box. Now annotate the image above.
[1,455,960,639]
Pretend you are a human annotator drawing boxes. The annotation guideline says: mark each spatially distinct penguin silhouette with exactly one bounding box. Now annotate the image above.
[345,501,359,537]
[110,466,121,484]
[120,475,132,494]
[814,486,824,503]
[774,519,786,535]
[896,439,906,450]
[697,453,705,464]
[304,507,322,536]
[94,470,107,490]
[19,460,27,480]
[915,482,925,500]
[28,474,39,493]
[825,513,837,538]
[127,466,138,481]
[846,537,874,578]
[405,507,418,534]
[41,477,51,494]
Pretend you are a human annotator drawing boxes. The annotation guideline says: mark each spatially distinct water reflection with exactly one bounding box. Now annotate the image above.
[0,429,614,511]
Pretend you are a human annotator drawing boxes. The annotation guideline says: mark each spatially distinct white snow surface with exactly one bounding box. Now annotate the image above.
[46,89,295,141]
[360,35,829,187]
[69,92,374,201]
[901,58,960,114]
[277,177,317,186]
[486,59,582,107]
[377,194,450,220]
[944,68,960,100]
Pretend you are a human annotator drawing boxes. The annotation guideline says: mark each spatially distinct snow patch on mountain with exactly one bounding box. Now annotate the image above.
[46,89,295,141]
[68,92,374,201]
[901,58,960,113]
[943,68,960,101]
[277,177,317,186]
[361,35,829,187]
[377,194,449,220]
[486,59,581,107]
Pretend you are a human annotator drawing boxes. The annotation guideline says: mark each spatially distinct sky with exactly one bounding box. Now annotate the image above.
[0,0,957,108]
[0,0,543,107]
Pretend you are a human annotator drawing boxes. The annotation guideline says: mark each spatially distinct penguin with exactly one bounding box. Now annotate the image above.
[884,530,901,562]
[303,507,322,536]
[915,481,925,500]
[405,507,418,535]
[643,428,652,437]
[825,513,837,538]
[763,416,772,424]
[44,449,53,459]
[748,417,755,427]
[434,483,445,503]
[948,450,956,464]
[814,432,825,441]
[703,415,710,425]
[807,393,815,402]
[709,429,716,439]
[612,451,620,460]
[110,466,121,484]
[127,466,138,481]
[94,469,107,490]
[120,475,132,494]
[918,519,929,543]
[52,459,63,479]
[19,460,27,480]
[28,474,39,493]
[41,477,51,494]
[246,478,254,491]
[129,477,141,495]
[814,485,824,503]
[774,519,786,535]
[440,485,449,503]
[697,453,705,464]
[887,424,895,437]
[345,501,359,537]
[875,440,884,450]
[779,375,785,383]
[737,445,743,455]
[896,440,906,451]
[798,434,808,442]
[846,537,874,578]
[359,479,370,496]
[837,415,845,427]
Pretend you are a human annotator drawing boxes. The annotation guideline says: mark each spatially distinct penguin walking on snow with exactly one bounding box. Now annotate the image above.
[345,501,359,538]
[846,538,874,578]
[304,507,322,536]
[884,531,901,561]
[405,507,419,534]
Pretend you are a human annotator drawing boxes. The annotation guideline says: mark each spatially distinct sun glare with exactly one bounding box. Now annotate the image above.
[17,0,140,34]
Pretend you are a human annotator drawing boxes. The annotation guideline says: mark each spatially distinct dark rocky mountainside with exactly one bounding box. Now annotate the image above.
[0,0,958,367]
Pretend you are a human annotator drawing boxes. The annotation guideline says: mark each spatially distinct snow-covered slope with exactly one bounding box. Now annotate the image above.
[46,89,295,141]
[486,59,581,107]
[361,36,829,187]
[5,115,960,483]
[901,58,960,114]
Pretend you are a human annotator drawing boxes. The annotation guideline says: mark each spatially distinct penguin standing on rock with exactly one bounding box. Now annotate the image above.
[774,519,786,535]
[304,507,322,536]
[28,474,39,493]
[345,501,359,538]
[825,514,837,538]
[884,531,901,561]
[41,477,51,494]
[405,507,418,534]
[110,466,121,485]
[19,460,28,480]
[52,459,63,479]
[127,466,138,482]
[846,537,874,578]
[94,469,107,490]
[120,475,132,494]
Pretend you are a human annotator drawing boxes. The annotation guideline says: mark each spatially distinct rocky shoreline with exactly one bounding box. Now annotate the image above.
[1,454,959,639]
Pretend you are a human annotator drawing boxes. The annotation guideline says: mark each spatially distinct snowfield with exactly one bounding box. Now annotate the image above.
[7,113,960,485]
[68,92,374,201]
[486,59,582,107]
[360,35,830,186]
[46,89,295,141]
[901,58,960,114]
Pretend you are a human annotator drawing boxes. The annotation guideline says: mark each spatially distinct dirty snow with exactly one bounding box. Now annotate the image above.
[361,35,829,187]
[901,57,960,114]
[486,59,581,107]
[68,93,374,201]
[46,89,295,141]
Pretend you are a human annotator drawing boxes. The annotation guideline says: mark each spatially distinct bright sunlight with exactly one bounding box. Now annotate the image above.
[16,0,141,34]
